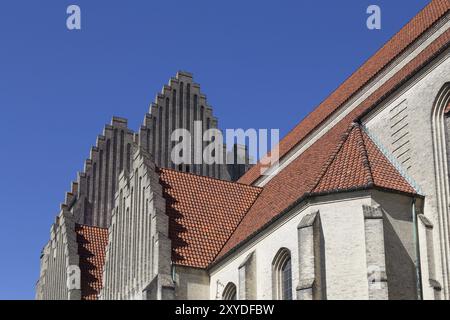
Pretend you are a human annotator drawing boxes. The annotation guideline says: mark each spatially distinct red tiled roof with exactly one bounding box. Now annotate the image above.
[239,0,450,185]
[159,168,262,269]
[75,224,109,300]
[311,123,416,195]
[215,9,450,264]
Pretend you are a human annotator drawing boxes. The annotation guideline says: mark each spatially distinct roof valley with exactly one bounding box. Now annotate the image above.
[356,124,375,187]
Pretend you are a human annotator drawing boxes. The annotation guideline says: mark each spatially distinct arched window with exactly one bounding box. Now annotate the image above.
[281,257,292,300]
[272,248,292,300]
[222,282,237,300]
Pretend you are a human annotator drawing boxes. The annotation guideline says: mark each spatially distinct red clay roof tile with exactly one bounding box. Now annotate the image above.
[75,224,109,300]
[159,169,261,269]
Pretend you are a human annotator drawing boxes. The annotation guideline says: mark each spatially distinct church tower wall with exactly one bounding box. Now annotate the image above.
[64,117,135,228]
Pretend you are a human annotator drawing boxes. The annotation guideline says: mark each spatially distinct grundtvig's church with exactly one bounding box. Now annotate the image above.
[36,1,450,300]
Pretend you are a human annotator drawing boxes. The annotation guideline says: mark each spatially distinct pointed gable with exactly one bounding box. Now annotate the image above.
[312,124,373,194]
[312,124,416,195]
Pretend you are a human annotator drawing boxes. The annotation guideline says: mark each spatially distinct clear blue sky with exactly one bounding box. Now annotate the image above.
[0,0,430,299]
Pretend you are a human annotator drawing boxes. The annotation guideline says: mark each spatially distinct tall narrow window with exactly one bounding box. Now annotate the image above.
[152,117,157,158]
[104,139,110,225]
[206,118,212,177]
[186,83,191,128]
[201,105,205,174]
[171,90,177,169]
[159,106,163,165]
[86,175,90,200]
[120,130,124,172]
[126,143,131,172]
[200,105,205,123]
[272,248,292,300]
[172,90,177,130]
[165,98,170,166]
[92,162,97,205]
[98,150,103,223]
[146,128,150,153]
[281,258,292,300]
[179,82,184,128]
[112,129,117,204]
[194,95,198,120]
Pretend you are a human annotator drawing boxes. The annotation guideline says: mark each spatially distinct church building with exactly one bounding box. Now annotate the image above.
[36,1,450,300]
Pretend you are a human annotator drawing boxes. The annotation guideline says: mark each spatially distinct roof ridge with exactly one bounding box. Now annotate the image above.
[158,167,263,191]
[310,123,358,193]
[75,223,109,231]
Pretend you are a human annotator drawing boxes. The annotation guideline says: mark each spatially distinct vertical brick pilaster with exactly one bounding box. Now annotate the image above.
[297,211,325,300]
[418,214,442,300]
[363,205,388,300]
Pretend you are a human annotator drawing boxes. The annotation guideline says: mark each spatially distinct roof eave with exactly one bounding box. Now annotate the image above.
[207,184,421,271]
